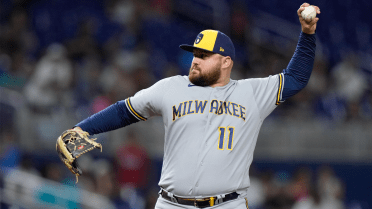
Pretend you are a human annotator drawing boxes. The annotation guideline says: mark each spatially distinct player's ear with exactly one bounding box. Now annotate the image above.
[222,56,233,69]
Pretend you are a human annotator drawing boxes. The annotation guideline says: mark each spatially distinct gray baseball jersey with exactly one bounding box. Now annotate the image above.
[127,73,284,198]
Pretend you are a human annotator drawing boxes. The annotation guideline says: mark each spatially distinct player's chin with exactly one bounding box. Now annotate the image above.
[189,74,200,84]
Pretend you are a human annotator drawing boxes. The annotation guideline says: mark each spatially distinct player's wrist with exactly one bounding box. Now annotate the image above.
[71,126,90,136]
[301,25,316,34]
[302,29,316,35]
[73,126,83,131]
[301,30,316,36]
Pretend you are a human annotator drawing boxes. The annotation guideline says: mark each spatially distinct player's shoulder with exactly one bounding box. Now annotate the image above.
[159,75,189,85]
[237,74,280,85]
[138,75,189,95]
[169,75,189,82]
[158,75,187,82]
[174,75,190,82]
[153,75,186,85]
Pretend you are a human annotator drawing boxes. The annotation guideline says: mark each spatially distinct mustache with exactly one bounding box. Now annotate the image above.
[190,65,201,72]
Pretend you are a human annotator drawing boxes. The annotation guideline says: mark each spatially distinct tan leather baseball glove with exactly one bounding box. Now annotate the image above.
[56,127,102,182]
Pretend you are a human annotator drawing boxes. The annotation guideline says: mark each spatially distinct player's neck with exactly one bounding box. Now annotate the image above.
[210,76,231,88]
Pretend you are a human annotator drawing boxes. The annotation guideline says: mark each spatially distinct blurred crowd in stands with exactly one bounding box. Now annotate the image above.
[1,0,371,208]
[0,150,349,209]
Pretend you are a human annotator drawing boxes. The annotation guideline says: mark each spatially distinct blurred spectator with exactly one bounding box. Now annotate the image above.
[111,179,131,209]
[331,53,367,104]
[96,171,115,196]
[93,159,114,196]
[99,43,152,102]
[91,95,112,114]
[314,52,368,123]
[0,130,21,171]
[291,186,345,209]
[74,55,104,106]
[114,131,150,190]
[291,187,323,209]
[24,43,73,112]
[287,166,312,201]
[291,165,346,209]
[120,184,146,209]
[151,0,172,18]
[87,157,134,208]
[41,163,64,182]
[261,170,294,209]
[0,7,38,63]
[66,19,100,60]
[0,7,36,92]
[261,170,278,203]
[265,187,294,209]
[99,61,137,101]
[108,0,136,27]
[317,165,345,203]
[230,0,250,43]
[23,43,75,146]
[330,52,367,122]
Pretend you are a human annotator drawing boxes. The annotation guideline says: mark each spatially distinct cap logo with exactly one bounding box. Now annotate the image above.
[220,47,224,52]
[194,34,204,44]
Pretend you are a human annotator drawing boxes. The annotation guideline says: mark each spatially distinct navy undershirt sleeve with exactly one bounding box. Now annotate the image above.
[281,32,316,100]
[75,100,139,135]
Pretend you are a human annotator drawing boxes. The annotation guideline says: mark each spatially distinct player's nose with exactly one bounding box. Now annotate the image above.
[192,57,201,65]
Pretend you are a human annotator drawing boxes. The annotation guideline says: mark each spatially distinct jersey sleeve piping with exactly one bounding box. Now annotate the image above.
[125,98,147,121]
[276,73,285,105]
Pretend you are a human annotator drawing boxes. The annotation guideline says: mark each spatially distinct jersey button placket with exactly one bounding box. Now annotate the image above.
[193,88,215,193]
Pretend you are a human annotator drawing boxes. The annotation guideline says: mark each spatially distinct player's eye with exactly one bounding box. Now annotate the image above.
[200,53,208,59]
[193,52,209,59]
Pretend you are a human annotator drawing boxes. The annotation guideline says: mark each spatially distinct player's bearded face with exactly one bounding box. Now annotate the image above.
[189,64,221,86]
[189,51,222,86]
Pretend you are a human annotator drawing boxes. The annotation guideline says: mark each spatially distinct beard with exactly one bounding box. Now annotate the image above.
[188,65,221,86]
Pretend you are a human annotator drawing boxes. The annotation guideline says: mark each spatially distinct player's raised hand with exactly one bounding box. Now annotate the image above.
[298,2,320,34]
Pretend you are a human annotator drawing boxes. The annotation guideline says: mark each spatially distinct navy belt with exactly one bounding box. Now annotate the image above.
[160,189,239,208]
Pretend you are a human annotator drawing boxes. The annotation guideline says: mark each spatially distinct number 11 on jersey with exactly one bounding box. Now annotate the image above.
[218,126,235,150]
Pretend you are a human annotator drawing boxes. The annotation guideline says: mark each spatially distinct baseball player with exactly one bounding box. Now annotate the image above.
[69,3,320,208]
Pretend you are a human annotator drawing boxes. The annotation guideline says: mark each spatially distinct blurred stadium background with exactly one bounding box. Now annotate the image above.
[1,0,372,208]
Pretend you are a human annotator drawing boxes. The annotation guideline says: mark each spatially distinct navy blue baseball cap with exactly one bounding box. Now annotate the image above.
[180,29,235,60]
